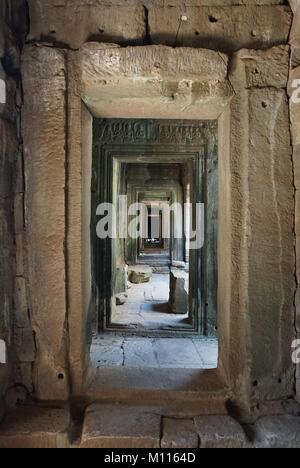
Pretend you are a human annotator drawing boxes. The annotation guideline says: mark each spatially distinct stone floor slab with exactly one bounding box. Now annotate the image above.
[153,338,201,368]
[0,406,70,448]
[112,274,189,329]
[195,415,247,448]
[161,418,199,448]
[91,337,124,368]
[123,339,158,367]
[254,415,300,448]
[80,404,161,448]
[91,335,218,369]
[192,339,219,368]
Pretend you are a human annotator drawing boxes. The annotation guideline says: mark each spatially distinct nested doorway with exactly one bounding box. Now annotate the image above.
[92,118,218,339]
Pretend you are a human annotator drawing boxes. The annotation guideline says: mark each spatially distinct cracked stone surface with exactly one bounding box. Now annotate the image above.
[112,273,189,330]
[91,335,218,369]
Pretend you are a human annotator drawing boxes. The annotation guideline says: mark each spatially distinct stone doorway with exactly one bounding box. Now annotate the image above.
[91,118,219,370]
[21,42,296,403]
[92,118,218,338]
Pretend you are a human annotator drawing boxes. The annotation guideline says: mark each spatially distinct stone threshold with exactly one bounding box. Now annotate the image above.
[0,402,300,448]
[83,368,229,406]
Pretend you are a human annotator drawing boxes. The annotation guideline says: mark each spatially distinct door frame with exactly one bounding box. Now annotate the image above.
[92,119,218,336]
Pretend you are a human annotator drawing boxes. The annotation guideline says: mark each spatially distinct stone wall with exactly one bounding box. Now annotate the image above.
[0,1,34,418]
[27,0,292,51]
[0,0,298,415]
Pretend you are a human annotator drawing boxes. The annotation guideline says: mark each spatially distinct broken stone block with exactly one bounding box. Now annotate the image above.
[0,406,70,448]
[161,418,199,448]
[80,404,161,448]
[128,266,152,284]
[254,415,300,448]
[115,265,128,295]
[194,415,247,448]
[169,269,189,314]
[129,272,152,284]
[116,295,126,306]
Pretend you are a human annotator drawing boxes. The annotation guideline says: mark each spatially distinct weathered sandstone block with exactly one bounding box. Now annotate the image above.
[149,6,292,51]
[129,266,153,284]
[27,0,146,49]
[26,1,291,51]
[195,415,247,448]
[236,46,289,89]
[162,418,199,448]
[247,88,295,399]
[22,46,69,400]
[0,406,70,448]
[80,404,161,448]
[81,44,233,119]
[81,43,228,82]
[169,269,189,314]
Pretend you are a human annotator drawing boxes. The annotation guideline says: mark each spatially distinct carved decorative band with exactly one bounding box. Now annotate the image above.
[95,119,217,145]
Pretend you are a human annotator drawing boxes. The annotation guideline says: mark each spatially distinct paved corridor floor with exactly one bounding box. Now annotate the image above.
[112,273,189,330]
[91,335,218,369]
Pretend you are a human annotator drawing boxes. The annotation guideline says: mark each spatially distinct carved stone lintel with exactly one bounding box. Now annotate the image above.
[94,119,217,145]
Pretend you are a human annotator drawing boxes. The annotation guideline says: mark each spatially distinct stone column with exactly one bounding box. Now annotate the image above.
[233,46,295,403]
[22,46,69,400]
